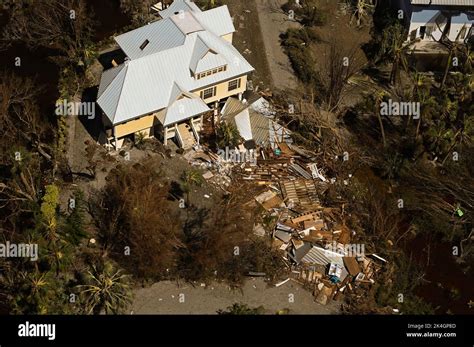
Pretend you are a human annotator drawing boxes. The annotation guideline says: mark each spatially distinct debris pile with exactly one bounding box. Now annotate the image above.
[180,94,386,307]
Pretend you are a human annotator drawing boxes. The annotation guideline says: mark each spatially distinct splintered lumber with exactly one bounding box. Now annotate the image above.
[280,180,321,209]
[343,257,361,276]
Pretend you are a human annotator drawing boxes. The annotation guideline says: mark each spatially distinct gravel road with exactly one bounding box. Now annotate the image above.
[131,278,340,314]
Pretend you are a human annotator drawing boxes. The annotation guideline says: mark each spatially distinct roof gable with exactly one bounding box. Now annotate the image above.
[159,0,201,18]
[98,2,253,126]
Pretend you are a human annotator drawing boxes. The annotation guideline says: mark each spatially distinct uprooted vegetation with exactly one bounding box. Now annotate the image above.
[278,0,473,313]
[90,160,285,286]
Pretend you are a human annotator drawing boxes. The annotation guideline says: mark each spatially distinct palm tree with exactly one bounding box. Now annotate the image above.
[374,90,387,147]
[216,122,241,149]
[77,262,132,315]
[379,22,411,85]
[349,0,376,27]
[437,22,468,88]
[181,169,204,206]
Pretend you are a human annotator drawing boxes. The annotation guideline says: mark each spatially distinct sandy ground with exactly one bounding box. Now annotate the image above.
[131,278,340,314]
[255,0,300,91]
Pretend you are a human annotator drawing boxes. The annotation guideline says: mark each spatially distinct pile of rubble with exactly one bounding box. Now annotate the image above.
[252,172,387,306]
[179,94,386,307]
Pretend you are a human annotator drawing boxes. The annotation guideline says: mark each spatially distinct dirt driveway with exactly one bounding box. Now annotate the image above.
[131,278,340,314]
[255,0,300,91]
[224,0,300,92]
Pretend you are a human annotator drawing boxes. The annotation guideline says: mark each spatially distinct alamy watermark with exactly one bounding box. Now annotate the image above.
[380,99,420,119]
[0,241,38,261]
[55,99,95,119]
[217,147,257,164]
[325,241,365,257]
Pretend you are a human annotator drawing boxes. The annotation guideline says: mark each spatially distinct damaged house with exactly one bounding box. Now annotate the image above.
[220,96,292,150]
[397,0,474,45]
[97,0,254,149]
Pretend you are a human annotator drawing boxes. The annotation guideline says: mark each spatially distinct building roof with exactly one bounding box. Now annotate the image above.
[158,0,202,18]
[162,95,210,126]
[222,97,292,148]
[97,2,252,126]
[411,0,474,6]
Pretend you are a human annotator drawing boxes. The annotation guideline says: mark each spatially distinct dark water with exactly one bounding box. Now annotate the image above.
[355,166,473,314]
[407,235,474,314]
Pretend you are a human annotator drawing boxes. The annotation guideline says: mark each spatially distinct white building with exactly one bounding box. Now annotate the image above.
[398,0,474,43]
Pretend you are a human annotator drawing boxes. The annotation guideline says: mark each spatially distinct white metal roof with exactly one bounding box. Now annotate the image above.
[97,4,253,126]
[97,64,125,98]
[411,0,474,5]
[163,96,210,126]
[159,0,201,18]
[194,51,228,74]
[170,11,204,34]
[115,18,186,60]
[192,6,236,36]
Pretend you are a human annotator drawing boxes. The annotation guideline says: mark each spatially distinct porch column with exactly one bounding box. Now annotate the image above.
[163,126,168,146]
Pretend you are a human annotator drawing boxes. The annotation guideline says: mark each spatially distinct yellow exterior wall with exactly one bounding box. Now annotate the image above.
[111,74,249,139]
[114,114,155,138]
[221,33,233,43]
[193,74,248,104]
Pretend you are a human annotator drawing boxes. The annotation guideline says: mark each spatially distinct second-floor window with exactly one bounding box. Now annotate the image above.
[200,86,216,100]
[228,78,241,91]
[196,65,227,80]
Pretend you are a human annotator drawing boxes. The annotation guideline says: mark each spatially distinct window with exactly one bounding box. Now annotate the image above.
[195,65,228,80]
[139,39,150,50]
[228,78,241,92]
[200,86,216,100]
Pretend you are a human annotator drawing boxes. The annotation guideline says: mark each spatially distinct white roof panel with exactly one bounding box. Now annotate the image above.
[193,6,236,36]
[98,3,253,125]
[164,96,210,126]
[411,0,474,5]
[170,11,204,34]
[195,52,228,74]
[115,18,186,60]
[98,64,125,98]
[159,0,201,18]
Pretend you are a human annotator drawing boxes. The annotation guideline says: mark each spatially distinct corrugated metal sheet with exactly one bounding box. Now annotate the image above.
[195,52,228,74]
[159,0,201,18]
[98,30,254,125]
[193,5,236,36]
[221,97,248,119]
[301,246,344,268]
[221,97,292,148]
[411,0,474,5]
[170,11,204,34]
[97,64,128,122]
[163,96,210,126]
[115,18,186,60]
[97,64,125,98]
[234,109,252,141]
[189,36,211,73]
[249,112,270,146]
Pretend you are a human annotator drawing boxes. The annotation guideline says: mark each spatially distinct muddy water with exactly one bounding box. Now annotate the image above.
[355,166,473,314]
[407,235,473,314]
